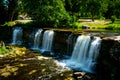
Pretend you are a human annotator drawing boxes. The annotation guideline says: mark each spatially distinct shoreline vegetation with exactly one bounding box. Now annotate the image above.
[2,19,120,32]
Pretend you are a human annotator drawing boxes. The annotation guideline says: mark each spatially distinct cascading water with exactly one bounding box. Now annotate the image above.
[32,29,43,50]
[85,37,101,72]
[63,35,101,73]
[67,34,73,54]
[11,27,23,45]
[67,34,77,55]
[41,30,54,52]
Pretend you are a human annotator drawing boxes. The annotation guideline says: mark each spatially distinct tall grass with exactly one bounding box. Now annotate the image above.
[0,41,10,54]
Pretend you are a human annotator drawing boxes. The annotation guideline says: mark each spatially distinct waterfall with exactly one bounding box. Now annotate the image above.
[67,34,77,55]
[32,29,43,50]
[42,30,54,52]
[67,34,73,54]
[11,27,23,45]
[63,35,101,73]
[85,37,101,72]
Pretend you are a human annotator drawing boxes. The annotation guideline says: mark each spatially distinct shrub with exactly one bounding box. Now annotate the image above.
[72,22,83,29]
[111,15,116,23]
[4,21,16,27]
[0,41,10,54]
[21,0,71,28]
[106,24,120,30]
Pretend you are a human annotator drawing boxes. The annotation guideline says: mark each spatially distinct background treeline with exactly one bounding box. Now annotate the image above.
[0,0,120,27]
[0,0,18,24]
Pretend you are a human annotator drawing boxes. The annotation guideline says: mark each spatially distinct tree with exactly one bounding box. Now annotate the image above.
[0,0,20,24]
[20,0,71,27]
[7,0,19,21]
[0,0,7,24]
[114,0,120,18]
[85,0,108,21]
[64,0,82,13]
[105,0,120,19]
[64,0,109,21]
[64,0,84,22]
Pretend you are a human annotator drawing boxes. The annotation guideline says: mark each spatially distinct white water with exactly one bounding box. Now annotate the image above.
[11,27,23,45]
[32,29,43,50]
[85,37,101,72]
[42,30,54,52]
[63,35,101,73]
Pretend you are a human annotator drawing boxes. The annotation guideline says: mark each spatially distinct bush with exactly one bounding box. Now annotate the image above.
[4,21,16,27]
[0,41,10,54]
[21,0,71,28]
[111,15,116,23]
[72,22,83,29]
[106,24,120,30]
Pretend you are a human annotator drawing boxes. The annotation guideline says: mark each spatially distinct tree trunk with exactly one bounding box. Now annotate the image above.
[10,11,15,21]
[91,14,94,22]
[91,11,95,22]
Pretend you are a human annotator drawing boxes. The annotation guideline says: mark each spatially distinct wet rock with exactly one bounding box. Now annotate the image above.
[73,72,86,80]
[82,73,96,80]
[41,51,54,57]
[97,39,120,80]
[102,36,120,41]
[74,72,86,76]
[73,71,96,80]
[0,47,74,80]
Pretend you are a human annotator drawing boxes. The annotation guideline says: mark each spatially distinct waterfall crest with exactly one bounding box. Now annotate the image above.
[64,35,102,73]
[32,29,43,50]
[11,27,23,45]
[42,30,54,52]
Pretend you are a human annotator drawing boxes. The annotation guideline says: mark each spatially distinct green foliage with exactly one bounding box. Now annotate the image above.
[79,19,120,30]
[86,0,108,21]
[64,0,82,13]
[72,22,83,29]
[99,16,105,20]
[64,0,109,21]
[21,0,71,27]
[107,24,120,30]
[111,15,116,23]
[105,0,120,19]
[4,20,33,27]
[4,22,16,27]
[0,42,10,54]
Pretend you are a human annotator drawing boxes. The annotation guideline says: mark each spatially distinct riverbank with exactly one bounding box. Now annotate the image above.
[0,46,99,80]
[1,19,120,31]
[0,46,74,80]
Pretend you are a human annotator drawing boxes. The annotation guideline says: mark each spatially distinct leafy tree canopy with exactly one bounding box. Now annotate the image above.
[21,0,71,27]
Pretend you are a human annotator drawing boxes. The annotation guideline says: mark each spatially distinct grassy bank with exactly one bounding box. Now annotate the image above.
[2,19,120,31]
[73,19,120,30]
[1,20,33,27]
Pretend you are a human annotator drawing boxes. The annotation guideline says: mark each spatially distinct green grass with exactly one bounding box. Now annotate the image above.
[4,21,16,27]
[72,22,83,29]
[106,24,120,30]
[2,19,120,31]
[74,19,120,30]
[0,42,10,54]
[3,20,33,27]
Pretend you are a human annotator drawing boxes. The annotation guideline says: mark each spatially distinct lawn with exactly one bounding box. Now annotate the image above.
[76,19,120,30]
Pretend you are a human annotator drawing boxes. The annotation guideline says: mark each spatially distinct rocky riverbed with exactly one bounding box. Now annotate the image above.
[0,46,97,80]
[0,47,73,80]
